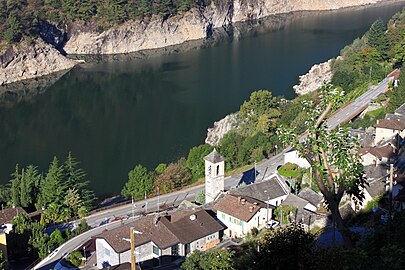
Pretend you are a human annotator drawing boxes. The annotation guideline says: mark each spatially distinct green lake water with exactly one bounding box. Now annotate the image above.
[1,2,405,196]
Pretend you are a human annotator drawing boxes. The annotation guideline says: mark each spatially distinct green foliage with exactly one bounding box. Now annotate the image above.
[186,144,213,181]
[239,90,280,136]
[277,162,302,178]
[0,250,5,270]
[182,249,235,270]
[3,12,22,43]
[387,70,405,113]
[67,250,83,267]
[155,163,167,174]
[273,205,296,224]
[367,19,388,59]
[74,219,91,235]
[347,107,386,129]
[29,221,49,259]
[195,190,205,205]
[121,164,154,200]
[49,228,64,247]
[255,225,314,269]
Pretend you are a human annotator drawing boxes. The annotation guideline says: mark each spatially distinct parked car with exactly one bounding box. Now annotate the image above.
[266,220,280,229]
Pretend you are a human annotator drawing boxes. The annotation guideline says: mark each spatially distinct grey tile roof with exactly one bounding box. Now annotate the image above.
[204,149,225,163]
[95,209,224,253]
[281,194,309,210]
[0,207,27,225]
[229,175,288,201]
[395,103,405,117]
[348,129,374,148]
[298,188,323,207]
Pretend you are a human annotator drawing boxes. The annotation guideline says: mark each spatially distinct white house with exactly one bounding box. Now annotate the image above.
[375,118,405,144]
[214,194,274,238]
[95,209,224,269]
[284,149,311,169]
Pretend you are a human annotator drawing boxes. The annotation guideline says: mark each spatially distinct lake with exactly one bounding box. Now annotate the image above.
[1,2,404,196]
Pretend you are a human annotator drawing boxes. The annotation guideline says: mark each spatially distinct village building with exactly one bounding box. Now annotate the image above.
[94,209,224,269]
[284,149,311,169]
[229,174,289,207]
[213,194,274,238]
[204,149,225,204]
[375,118,405,144]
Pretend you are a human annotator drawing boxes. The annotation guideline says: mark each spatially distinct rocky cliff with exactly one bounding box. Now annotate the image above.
[293,59,333,95]
[205,113,239,146]
[0,39,77,85]
[64,0,393,55]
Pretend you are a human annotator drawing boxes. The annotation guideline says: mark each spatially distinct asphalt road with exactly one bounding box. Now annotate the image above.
[33,77,391,270]
[327,78,390,129]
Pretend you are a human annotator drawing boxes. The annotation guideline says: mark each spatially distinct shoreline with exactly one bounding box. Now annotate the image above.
[1,0,404,85]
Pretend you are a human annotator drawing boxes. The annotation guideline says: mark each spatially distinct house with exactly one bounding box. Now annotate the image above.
[280,194,319,226]
[284,149,311,169]
[95,209,224,269]
[351,165,388,211]
[0,206,27,233]
[359,144,397,167]
[375,118,405,144]
[213,194,274,238]
[298,187,323,210]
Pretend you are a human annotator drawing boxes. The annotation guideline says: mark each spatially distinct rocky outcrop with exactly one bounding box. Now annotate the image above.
[64,0,394,55]
[0,40,78,85]
[205,113,239,146]
[293,59,333,95]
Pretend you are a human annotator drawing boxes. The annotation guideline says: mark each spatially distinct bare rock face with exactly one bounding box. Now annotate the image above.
[64,0,390,55]
[205,113,239,146]
[293,59,333,95]
[0,40,77,85]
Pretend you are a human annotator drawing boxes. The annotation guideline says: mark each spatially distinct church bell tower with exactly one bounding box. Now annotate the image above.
[204,149,225,203]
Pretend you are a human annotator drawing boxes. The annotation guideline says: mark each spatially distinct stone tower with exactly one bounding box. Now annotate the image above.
[204,149,225,203]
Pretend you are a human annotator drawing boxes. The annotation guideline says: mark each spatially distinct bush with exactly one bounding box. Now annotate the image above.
[67,250,83,267]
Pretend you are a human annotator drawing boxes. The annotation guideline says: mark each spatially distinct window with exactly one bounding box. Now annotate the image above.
[233,218,237,224]
[216,165,220,176]
[104,248,110,257]
[229,216,232,222]
[221,213,225,220]
[208,165,212,176]
[153,245,159,256]
[171,245,179,256]
[240,221,244,226]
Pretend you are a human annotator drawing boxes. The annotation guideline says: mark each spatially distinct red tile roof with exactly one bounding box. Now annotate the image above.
[375,119,405,130]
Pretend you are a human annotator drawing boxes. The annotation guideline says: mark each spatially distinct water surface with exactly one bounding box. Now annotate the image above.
[1,3,405,195]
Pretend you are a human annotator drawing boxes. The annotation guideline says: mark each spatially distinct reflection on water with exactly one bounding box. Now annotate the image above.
[1,2,404,195]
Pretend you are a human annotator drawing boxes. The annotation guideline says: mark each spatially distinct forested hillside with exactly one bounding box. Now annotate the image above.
[0,0,212,44]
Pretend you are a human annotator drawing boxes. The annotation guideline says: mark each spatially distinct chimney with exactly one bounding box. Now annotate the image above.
[154,215,160,226]
[249,206,253,213]
[377,120,380,124]
[238,196,241,205]
[241,198,246,205]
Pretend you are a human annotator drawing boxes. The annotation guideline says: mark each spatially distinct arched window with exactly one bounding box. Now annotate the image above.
[216,165,220,176]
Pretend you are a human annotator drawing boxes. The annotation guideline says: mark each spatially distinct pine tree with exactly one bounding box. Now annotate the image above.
[367,19,388,58]
[19,165,41,208]
[38,157,66,208]
[10,164,21,207]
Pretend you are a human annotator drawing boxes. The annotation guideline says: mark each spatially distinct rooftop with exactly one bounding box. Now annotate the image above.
[359,144,396,160]
[95,209,224,253]
[204,149,225,163]
[298,187,323,207]
[230,175,288,202]
[375,118,405,131]
[0,206,27,225]
[213,194,270,222]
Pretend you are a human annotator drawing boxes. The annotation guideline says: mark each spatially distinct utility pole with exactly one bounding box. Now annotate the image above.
[389,164,394,227]
[254,160,257,183]
[130,227,136,270]
[157,187,160,213]
[145,191,148,213]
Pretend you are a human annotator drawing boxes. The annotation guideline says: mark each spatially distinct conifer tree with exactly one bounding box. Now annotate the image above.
[10,164,21,207]
[38,157,66,208]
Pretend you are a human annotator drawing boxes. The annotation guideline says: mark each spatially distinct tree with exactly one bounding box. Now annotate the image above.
[29,222,49,259]
[195,190,205,205]
[278,85,366,248]
[155,163,167,174]
[64,188,83,214]
[0,250,6,270]
[10,164,21,206]
[255,225,314,269]
[387,70,405,113]
[182,249,235,270]
[38,157,66,209]
[367,19,388,59]
[3,12,22,43]
[49,228,64,247]
[186,144,213,181]
[19,165,41,208]
[154,163,191,193]
[239,90,279,135]
[121,165,154,200]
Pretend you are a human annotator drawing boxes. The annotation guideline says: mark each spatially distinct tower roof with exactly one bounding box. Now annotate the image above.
[204,149,225,163]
